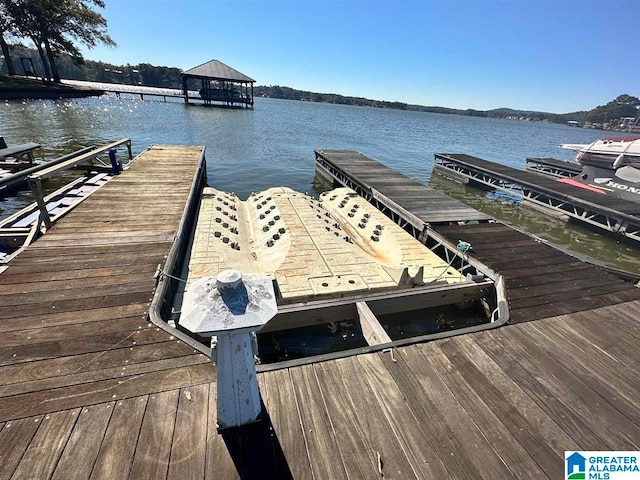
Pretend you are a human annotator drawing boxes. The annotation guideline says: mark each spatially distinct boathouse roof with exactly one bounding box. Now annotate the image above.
[182,59,255,83]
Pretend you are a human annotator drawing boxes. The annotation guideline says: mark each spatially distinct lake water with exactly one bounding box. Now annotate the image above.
[2,94,640,273]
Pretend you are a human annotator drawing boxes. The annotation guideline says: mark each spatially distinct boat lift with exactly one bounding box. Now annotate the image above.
[434,153,640,243]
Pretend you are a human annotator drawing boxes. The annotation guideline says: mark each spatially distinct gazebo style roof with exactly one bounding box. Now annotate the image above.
[182,60,255,83]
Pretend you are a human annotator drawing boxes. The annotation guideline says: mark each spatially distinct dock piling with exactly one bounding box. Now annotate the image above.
[179,270,278,429]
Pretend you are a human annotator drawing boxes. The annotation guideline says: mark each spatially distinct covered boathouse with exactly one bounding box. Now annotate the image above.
[181,59,255,108]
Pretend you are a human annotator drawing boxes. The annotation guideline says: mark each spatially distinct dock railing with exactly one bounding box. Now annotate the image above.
[0,147,93,192]
[1,139,133,265]
[27,138,132,229]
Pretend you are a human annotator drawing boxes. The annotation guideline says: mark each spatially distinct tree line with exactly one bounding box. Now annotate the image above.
[582,94,639,124]
[1,5,636,128]
[2,44,182,88]
[254,85,409,110]
[0,0,113,84]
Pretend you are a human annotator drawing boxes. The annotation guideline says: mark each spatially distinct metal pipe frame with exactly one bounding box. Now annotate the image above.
[524,159,579,178]
[434,156,640,243]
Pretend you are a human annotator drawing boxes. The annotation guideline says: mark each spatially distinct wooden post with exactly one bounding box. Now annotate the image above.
[356,301,392,346]
[27,177,52,230]
[182,76,188,104]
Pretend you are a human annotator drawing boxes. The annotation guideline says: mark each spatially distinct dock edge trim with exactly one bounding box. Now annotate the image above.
[148,146,212,357]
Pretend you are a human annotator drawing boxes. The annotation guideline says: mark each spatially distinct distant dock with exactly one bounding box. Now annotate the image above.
[61,79,190,102]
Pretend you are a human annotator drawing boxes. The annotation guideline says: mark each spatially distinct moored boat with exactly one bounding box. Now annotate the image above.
[560,136,640,169]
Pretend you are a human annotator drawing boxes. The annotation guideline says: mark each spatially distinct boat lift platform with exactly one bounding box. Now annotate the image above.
[434,153,640,243]
[0,138,41,163]
[525,157,581,178]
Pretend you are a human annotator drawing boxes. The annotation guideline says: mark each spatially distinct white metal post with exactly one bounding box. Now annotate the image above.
[179,270,277,429]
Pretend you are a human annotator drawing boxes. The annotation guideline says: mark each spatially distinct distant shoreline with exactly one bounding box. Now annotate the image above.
[0,75,104,100]
[1,74,634,133]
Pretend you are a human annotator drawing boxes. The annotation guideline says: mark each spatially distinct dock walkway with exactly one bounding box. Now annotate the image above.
[432,222,640,322]
[61,79,190,101]
[315,149,492,230]
[0,145,221,478]
[0,147,638,479]
[260,303,640,479]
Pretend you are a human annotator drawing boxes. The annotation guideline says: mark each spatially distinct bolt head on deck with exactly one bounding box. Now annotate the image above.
[179,270,278,337]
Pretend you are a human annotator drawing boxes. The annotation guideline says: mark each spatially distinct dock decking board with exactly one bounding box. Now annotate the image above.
[315,149,492,224]
[433,222,640,322]
[256,302,640,479]
[0,146,216,462]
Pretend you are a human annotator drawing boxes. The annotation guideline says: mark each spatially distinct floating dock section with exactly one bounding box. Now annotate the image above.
[187,186,465,301]
[316,149,640,322]
[181,185,496,341]
[434,152,640,242]
[315,149,492,236]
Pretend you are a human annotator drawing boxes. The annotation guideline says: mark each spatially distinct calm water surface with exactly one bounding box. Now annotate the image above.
[2,95,639,272]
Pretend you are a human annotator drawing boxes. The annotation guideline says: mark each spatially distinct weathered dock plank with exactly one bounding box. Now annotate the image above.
[315,149,492,224]
[256,301,640,479]
[0,145,214,416]
[433,221,640,322]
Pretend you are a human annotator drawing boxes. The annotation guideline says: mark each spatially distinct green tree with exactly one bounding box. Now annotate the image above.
[0,1,18,75]
[614,94,640,106]
[584,94,640,124]
[3,0,115,83]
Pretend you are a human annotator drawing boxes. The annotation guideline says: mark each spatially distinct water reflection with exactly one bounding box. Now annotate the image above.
[2,95,640,272]
[429,174,640,274]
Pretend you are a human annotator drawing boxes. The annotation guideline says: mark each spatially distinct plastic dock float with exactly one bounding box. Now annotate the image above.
[185,186,467,305]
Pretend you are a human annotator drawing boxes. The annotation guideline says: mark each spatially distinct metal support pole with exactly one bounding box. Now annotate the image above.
[179,270,278,430]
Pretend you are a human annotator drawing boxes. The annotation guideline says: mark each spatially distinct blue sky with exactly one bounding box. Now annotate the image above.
[78,0,639,113]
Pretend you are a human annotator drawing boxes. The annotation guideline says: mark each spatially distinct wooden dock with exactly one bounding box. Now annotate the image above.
[315,149,492,232]
[0,147,638,479]
[431,222,640,322]
[61,79,190,101]
[259,304,640,479]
